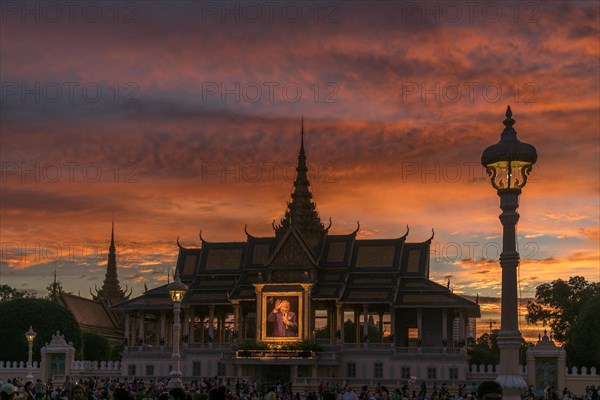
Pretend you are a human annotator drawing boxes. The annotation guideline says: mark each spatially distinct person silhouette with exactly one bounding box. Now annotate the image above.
[267,299,298,337]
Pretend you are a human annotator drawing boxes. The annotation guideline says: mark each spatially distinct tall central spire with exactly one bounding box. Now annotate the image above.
[93,220,130,305]
[275,118,325,239]
[109,218,115,253]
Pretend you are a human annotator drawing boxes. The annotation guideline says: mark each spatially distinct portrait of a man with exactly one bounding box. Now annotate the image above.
[266,297,298,337]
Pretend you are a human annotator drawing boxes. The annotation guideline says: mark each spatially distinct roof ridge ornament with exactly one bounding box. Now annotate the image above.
[244,224,256,238]
[503,105,515,129]
[325,217,332,231]
[352,221,360,235]
[401,224,410,239]
[427,228,435,242]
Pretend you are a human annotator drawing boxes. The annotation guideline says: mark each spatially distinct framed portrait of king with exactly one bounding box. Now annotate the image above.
[261,291,303,342]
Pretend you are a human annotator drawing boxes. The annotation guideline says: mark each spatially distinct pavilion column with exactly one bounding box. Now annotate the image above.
[160,311,166,347]
[200,313,205,344]
[138,312,145,346]
[124,313,130,346]
[214,313,219,342]
[390,308,396,344]
[442,309,448,345]
[362,304,369,339]
[354,308,360,343]
[378,311,384,342]
[233,302,240,332]
[208,306,215,340]
[336,304,343,342]
[462,311,468,343]
[166,315,172,346]
[219,313,225,342]
[183,310,189,347]
[460,311,467,343]
[216,314,221,342]
[301,284,312,339]
[328,308,334,341]
[239,310,245,340]
[255,284,264,340]
[154,316,160,346]
[189,307,195,344]
[311,305,316,340]
[129,313,136,345]
[417,308,423,344]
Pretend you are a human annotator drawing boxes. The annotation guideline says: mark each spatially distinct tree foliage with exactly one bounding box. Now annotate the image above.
[82,332,111,361]
[342,319,384,343]
[0,284,35,302]
[564,291,600,368]
[0,298,82,361]
[526,276,600,368]
[526,276,599,343]
[467,331,530,367]
[110,343,124,361]
[468,332,500,367]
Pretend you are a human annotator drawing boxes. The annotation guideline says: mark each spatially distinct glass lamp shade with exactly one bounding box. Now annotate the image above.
[168,272,188,303]
[481,106,537,190]
[484,160,533,190]
[26,326,36,343]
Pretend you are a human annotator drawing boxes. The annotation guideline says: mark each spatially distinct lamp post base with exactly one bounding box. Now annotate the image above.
[497,330,527,400]
[167,376,183,390]
[496,375,527,400]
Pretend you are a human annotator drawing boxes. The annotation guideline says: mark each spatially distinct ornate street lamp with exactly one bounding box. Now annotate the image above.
[25,325,36,380]
[167,269,188,389]
[481,106,537,400]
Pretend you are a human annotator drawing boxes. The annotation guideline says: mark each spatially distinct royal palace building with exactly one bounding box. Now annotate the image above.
[115,124,480,386]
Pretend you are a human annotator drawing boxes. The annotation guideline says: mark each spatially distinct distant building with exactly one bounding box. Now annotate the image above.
[115,123,480,385]
[52,222,129,345]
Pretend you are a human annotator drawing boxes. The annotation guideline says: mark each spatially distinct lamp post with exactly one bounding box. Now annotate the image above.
[167,270,188,389]
[481,106,537,400]
[25,325,36,380]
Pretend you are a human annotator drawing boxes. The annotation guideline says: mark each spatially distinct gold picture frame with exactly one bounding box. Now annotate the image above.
[261,291,303,342]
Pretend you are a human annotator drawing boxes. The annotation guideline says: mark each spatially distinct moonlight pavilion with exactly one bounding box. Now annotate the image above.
[114,123,480,385]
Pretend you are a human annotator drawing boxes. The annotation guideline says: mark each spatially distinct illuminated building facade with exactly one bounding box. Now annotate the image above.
[115,123,480,385]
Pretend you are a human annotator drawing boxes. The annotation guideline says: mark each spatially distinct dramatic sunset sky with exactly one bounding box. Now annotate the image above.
[1,1,598,340]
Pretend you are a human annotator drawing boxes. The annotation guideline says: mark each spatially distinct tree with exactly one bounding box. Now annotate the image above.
[0,284,35,302]
[344,319,356,343]
[526,276,600,368]
[342,318,382,343]
[0,298,82,361]
[467,332,499,367]
[467,331,529,367]
[110,343,124,361]
[82,332,111,361]
[565,291,600,369]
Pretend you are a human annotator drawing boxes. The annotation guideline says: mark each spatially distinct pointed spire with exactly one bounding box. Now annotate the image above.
[300,116,305,156]
[273,119,328,258]
[50,263,60,300]
[110,217,115,254]
[274,118,324,238]
[93,220,129,304]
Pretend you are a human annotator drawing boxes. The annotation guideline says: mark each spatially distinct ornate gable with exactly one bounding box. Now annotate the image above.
[268,228,317,268]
